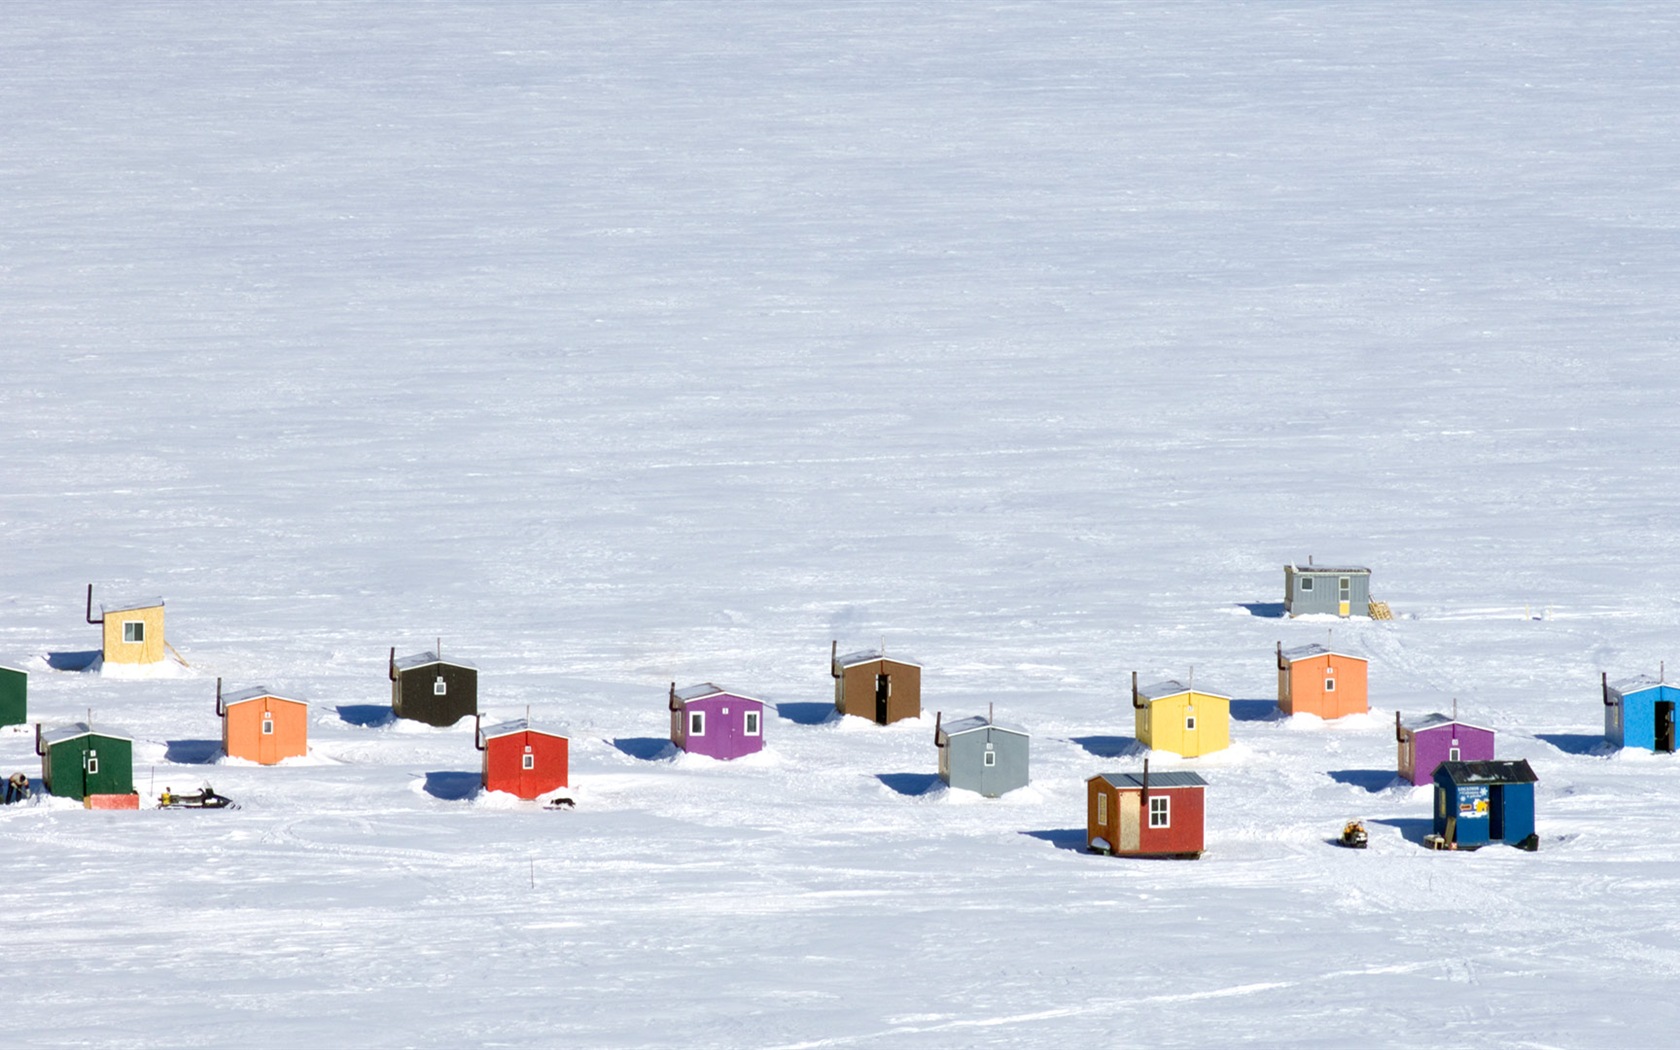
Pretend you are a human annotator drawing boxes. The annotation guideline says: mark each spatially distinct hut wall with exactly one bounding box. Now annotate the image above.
[0,667,25,727]
[101,606,165,664]
[1409,724,1495,786]
[1282,655,1368,718]
[224,698,308,765]
[1135,692,1229,758]
[676,694,764,761]
[945,729,1028,797]
[837,659,920,724]
[43,735,133,799]
[483,731,568,799]
[1286,571,1370,617]
[393,663,478,726]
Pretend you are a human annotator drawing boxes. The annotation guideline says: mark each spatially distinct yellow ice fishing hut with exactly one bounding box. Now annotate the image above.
[1130,671,1230,758]
[87,585,166,665]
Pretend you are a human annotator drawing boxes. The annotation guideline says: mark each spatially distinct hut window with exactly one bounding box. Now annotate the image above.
[123,621,145,643]
[1300,577,1314,592]
[984,750,997,767]
[1449,746,1460,761]
[1339,577,1350,600]
[433,677,447,696]
[1096,792,1107,825]
[1185,714,1197,731]
[522,753,535,771]
[690,711,705,736]
[86,752,99,775]
[262,718,274,736]
[1324,676,1336,692]
[1149,795,1170,828]
[744,710,761,736]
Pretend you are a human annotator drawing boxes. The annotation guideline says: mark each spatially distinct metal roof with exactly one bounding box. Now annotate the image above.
[220,686,304,707]
[1136,679,1230,702]
[1435,759,1537,785]
[835,648,922,669]
[393,650,478,672]
[937,715,1028,740]
[1401,713,1493,735]
[1609,674,1671,696]
[673,683,761,704]
[1091,771,1208,790]
[100,596,164,615]
[1287,564,1370,575]
[476,718,568,747]
[41,721,132,745]
[1280,643,1366,663]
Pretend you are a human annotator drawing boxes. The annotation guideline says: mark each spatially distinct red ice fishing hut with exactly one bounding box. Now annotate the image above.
[475,717,569,800]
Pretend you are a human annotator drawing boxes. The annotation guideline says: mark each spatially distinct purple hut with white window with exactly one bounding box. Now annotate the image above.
[669,683,765,761]
[1397,711,1495,786]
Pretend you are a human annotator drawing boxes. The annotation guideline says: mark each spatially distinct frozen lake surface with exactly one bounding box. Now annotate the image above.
[4,3,1680,1045]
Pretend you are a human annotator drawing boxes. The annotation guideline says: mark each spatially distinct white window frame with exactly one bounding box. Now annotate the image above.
[123,620,145,644]
[1449,746,1461,762]
[1324,676,1336,693]
[522,752,535,771]
[86,751,100,775]
[690,711,705,736]
[433,677,447,696]
[262,717,274,736]
[1149,795,1170,828]
[1185,713,1197,731]
[1300,577,1314,591]
[984,750,997,767]
[744,710,760,736]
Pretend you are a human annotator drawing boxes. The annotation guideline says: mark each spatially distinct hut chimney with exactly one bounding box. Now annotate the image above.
[1131,671,1145,710]
[934,710,943,747]
[85,584,101,624]
[474,712,485,752]
[34,722,44,756]
[669,681,680,712]
[830,640,840,679]
[1395,710,1405,743]
[1603,671,1614,707]
[1276,641,1285,670]
[1308,554,1313,566]
[215,677,224,717]
[988,702,994,724]
[1453,697,1458,722]
[388,647,397,682]
[1140,757,1150,806]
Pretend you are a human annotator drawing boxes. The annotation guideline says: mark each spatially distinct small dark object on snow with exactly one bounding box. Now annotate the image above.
[1339,820,1368,849]
[544,796,575,810]
[158,784,236,809]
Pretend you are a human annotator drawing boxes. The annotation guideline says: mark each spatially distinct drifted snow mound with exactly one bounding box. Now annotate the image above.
[98,658,196,681]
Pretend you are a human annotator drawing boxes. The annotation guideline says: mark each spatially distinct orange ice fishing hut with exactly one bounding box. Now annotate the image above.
[217,679,308,764]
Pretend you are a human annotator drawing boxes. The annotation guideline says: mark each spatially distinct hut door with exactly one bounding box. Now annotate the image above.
[1119,793,1141,851]
[1488,785,1505,841]
[1338,577,1351,617]
[875,674,890,725]
[1658,702,1676,752]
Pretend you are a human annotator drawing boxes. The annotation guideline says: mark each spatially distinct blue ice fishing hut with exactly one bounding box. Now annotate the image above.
[1432,760,1538,851]
[1602,672,1680,753]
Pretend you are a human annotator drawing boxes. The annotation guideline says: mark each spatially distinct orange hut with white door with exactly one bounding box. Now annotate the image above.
[217,679,308,764]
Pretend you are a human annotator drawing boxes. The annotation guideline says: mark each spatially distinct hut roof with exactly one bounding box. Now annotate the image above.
[0,662,26,675]
[476,718,568,747]
[1435,759,1537,785]
[1091,771,1208,790]
[835,648,922,669]
[221,686,304,707]
[1401,713,1492,735]
[100,596,164,615]
[1287,564,1370,575]
[41,722,131,745]
[1609,674,1670,696]
[673,683,761,704]
[1280,643,1366,663]
[1136,679,1230,702]
[393,650,477,673]
[937,715,1028,741]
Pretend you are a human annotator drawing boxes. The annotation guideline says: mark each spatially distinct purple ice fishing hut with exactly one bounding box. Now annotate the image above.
[669,683,765,761]
[1397,711,1495,786]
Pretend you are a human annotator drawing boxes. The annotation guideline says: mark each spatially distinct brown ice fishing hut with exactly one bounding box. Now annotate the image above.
[831,643,921,725]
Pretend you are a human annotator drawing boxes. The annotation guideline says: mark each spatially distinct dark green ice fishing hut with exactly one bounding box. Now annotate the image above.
[36,722,134,799]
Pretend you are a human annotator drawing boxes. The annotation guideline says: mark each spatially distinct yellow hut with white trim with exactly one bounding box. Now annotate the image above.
[1130,672,1230,758]
[87,585,166,665]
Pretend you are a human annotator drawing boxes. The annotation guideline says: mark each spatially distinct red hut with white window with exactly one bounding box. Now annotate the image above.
[1086,761,1206,859]
[475,717,568,800]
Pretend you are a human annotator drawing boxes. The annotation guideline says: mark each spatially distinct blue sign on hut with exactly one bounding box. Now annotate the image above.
[1431,760,1538,851]
[1602,671,1679,753]
[934,708,1029,798]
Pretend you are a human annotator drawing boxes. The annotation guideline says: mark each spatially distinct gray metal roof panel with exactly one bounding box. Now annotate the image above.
[937,715,1028,739]
[394,650,478,672]
[1401,713,1493,735]
[41,721,132,745]
[835,649,922,669]
[1280,643,1366,663]
[1091,771,1208,790]
[673,683,761,704]
[477,718,568,747]
[1435,759,1537,785]
[1136,679,1230,702]
[221,686,304,707]
[100,596,164,615]
[1287,565,1370,575]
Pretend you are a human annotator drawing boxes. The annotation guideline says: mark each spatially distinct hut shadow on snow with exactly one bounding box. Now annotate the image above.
[422,771,480,801]
[1537,732,1607,756]
[1072,734,1141,759]
[164,739,222,764]
[1020,828,1088,852]
[1230,699,1281,722]
[337,704,394,728]
[775,702,835,726]
[45,650,100,672]
[1372,816,1433,846]
[1238,602,1287,619]
[877,772,941,796]
[1328,769,1404,793]
[612,737,676,761]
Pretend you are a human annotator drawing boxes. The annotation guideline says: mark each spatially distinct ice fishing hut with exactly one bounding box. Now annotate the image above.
[1432,760,1538,851]
[1131,673,1230,758]
[1086,762,1206,858]
[217,679,308,765]
[35,722,134,800]
[1602,672,1680,753]
[0,663,25,728]
[85,585,166,665]
[1396,711,1495,786]
[476,717,569,800]
[934,709,1029,797]
[1276,642,1368,719]
[831,643,921,725]
[669,683,765,760]
[1283,560,1371,618]
[388,647,477,727]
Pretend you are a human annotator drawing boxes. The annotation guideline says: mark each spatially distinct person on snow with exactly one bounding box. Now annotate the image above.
[4,772,28,804]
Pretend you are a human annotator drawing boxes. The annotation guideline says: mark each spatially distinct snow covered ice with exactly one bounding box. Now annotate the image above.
[5,2,1680,1045]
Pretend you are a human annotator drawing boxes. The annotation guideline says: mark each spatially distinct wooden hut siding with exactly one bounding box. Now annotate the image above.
[1396,714,1496,786]
[0,664,25,727]
[831,645,921,725]
[1131,676,1231,758]
[478,720,568,799]
[389,649,478,727]
[94,595,166,665]
[1283,564,1371,618]
[1432,760,1538,850]
[1086,770,1207,858]
[1603,675,1680,752]
[1277,643,1368,719]
[218,684,308,765]
[669,684,765,761]
[37,724,134,800]
[935,714,1029,797]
